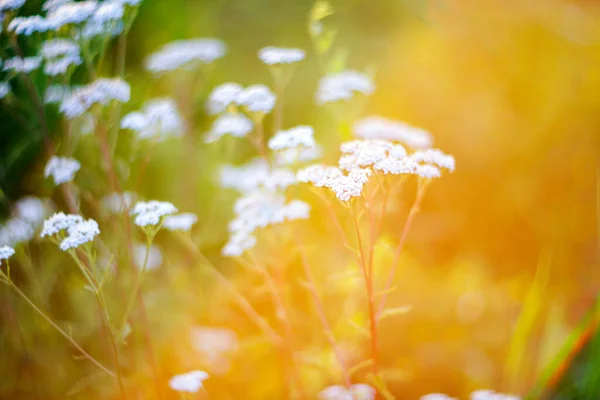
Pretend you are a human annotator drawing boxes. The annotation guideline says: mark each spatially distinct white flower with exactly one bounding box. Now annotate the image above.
[0,219,35,246]
[316,70,375,105]
[471,390,521,400]
[0,82,10,99]
[121,98,184,140]
[60,78,130,118]
[191,327,238,373]
[90,1,123,24]
[145,38,226,73]
[0,245,15,262]
[206,82,243,115]
[8,16,52,35]
[319,384,376,400]
[421,394,458,400]
[44,84,71,104]
[298,164,371,201]
[40,212,84,237]
[354,116,433,149]
[220,159,297,193]
[222,232,256,257]
[268,125,315,151]
[41,39,82,76]
[115,0,142,5]
[133,243,162,270]
[80,1,125,39]
[0,0,25,11]
[59,219,99,251]
[235,84,276,114]
[44,156,80,185]
[414,164,441,179]
[3,57,42,73]
[410,149,455,172]
[100,192,135,214]
[46,1,98,29]
[275,145,322,166]
[42,0,71,11]
[162,213,198,231]
[169,370,209,393]
[281,200,310,220]
[130,200,177,227]
[258,46,305,65]
[13,197,49,227]
[297,164,343,187]
[205,113,253,143]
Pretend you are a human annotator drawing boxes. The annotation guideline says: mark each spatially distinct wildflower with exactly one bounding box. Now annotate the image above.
[258,46,305,65]
[130,200,177,227]
[191,326,239,373]
[44,84,71,104]
[162,213,198,232]
[121,98,184,140]
[100,192,135,214]
[471,390,521,400]
[0,0,25,11]
[206,82,243,115]
[205,113,253,143]
[0,245,15,262]
[168,370,209,393]
[46,1,98,29]
[410,149,456,172]
[318,383,376,400]
[80,1,125,39]
[0,219,34,246]
[276,145,322,166]
[3,57,42,73]
[60,78,130,118]
[421,395,458,400]
[13,197,49,227]
[0,82,10,99]
[40,212,84,237]
[316,70,374,105]
[339,139,405,170]
[235,84,276,114]
[40,38,82,76]
[298,164,371,201]
[59,219,99,251]
[354,116,433,149]
[8,16,52,35]
[414,164,441,179]
[134,243,162,270]
[145,38,226,73]
[222,232,256,257]
[44,156,80,185]
[42,0,71,11]
[268,125,315,151]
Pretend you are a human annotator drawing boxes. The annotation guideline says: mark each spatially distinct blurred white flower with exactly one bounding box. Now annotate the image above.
[219,159,297,193]
[168,370,209,393]
[275,145,322,166]
[0,82,10,99]
[3,57,42,73]
[13,197,50,227]
[162,213,198,232]
[46,1,98,29]
[40,38,82,76]
[316,70,374,105]
[44,156,81,185]
[421,394,458,400]
[44,84,72,104]
[205,112,253,143]
[0,245,15,262]
[191,326,238,373]
[40,212,84,238]
[145,38,226,73]
[235,84,276,114]
[8,16,52,35]
[60,78,130,118]
[130,200,177,227]
[121,98,184,140]
[0,0,25,11]
[471,390,521,400]
[0,219,34,246]
[268,125,315,151]
[59,219,99,251]
[258,46,305,65]
[80,1,125,39]
[354,116,433,149]
[100,192,135,214]
[42,0,71,11]
[221,231,256,257]
[206,82,243,115]
[318,384,376,400]
[410,149,456,172]
[133,243,162,270]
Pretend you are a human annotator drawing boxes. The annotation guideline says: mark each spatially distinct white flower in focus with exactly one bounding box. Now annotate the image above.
[8,16,52,35]
[206,82,243,115]
[40,212,83,237]
[100,192,135,214]
[145,38,226,73]
[354,116,433,149]
[44,156,81,185]
[297,164,343,187]
[3,57,42,73]
[0,82,10,99]
[410,149,455,172]
[258,46,305,65]
[316,70,374,105]
[205,113,253,143]
[59,219,99,251]
[421,394,458,400]
[162,213,198,232]
[471,390,521,400]
[134,243,162,270]
[298,164,371,201]
[319,384,376,400]
[131,200,177,227]
[46,1,98,29]
[0,0,25,11]
[121,98,184,140]
[0,245,15,262]
[268,125,315,151]
[168,370,209,393]
[414,164,441,179]
[235,84,276,114]
[275,145,322,166]
[191,326,239,373]
[41,39,82,76]
[60,78,130,118]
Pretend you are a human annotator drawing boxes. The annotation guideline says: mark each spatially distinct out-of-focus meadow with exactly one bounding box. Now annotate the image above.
[1,0,600,399]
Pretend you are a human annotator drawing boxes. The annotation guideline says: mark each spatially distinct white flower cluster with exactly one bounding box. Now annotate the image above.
[316,70,375,105]
[121,98,184,141]
[59,218,99,251]
[268,125,315,151]
[420,390,520,400]
[258,46,305,65]
[0,0,25,12]
[220,159,297,193]
[60,78,130,118]
[222,191,310,257]
[3,57,42,73]
[44,84,72,104]
[168,370,209,393]
[40,38,82,76]
[354,116,433,149]
[80,1,124,39]
[207,83,276,116]
[145,38,226,73]
[0,82,10,99]
[130,200,178,227]
[0,245,15,262]
[275,145,323,166]
[162,213,198,232]
[100,192,135,214]
[40,212,83,237]
[46,1,98,29]
[298,164,371,201]
[318,384,376,400]
[44,156,81,185]
[0,197,52,247]
[205,113,253,143]
[8,16,52,35]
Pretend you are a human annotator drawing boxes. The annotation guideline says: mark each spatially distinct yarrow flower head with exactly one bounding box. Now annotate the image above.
[205,113,253,143]
[40,212,84,238]
[258,46,305,65]
[354,116,433,149]
[168,370,209,393]
[44,156,81,185]
[80,1,125,39]
[235,84,276,114]
[421,394,458,400]
[316,70,375,105]
[3,57,42,73]
[40,38,82,76]
[121,98,184,140]
[0,218,35,246]
[206,82,243,115]
[276,145,323,166]
[59,218,99,251]
[298,164,371,201]
[0,0,25,11]
[0,245,15,262]
[162,213,198,232]
[13,197,50,227]
[131,200,178,227]
[8,16,52,35]
[318,384,376,400]
[60,78,130,118]
[268,125,315,151]
[471,390,521,400]
[410,148,456,172]
[46,1,98,29]
[145,38,226,73]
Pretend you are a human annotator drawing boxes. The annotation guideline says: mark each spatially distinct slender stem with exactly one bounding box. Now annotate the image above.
[109,31,128,156]
[7,279,115,377]
[120,237,151,331]
[377,181,428,318]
